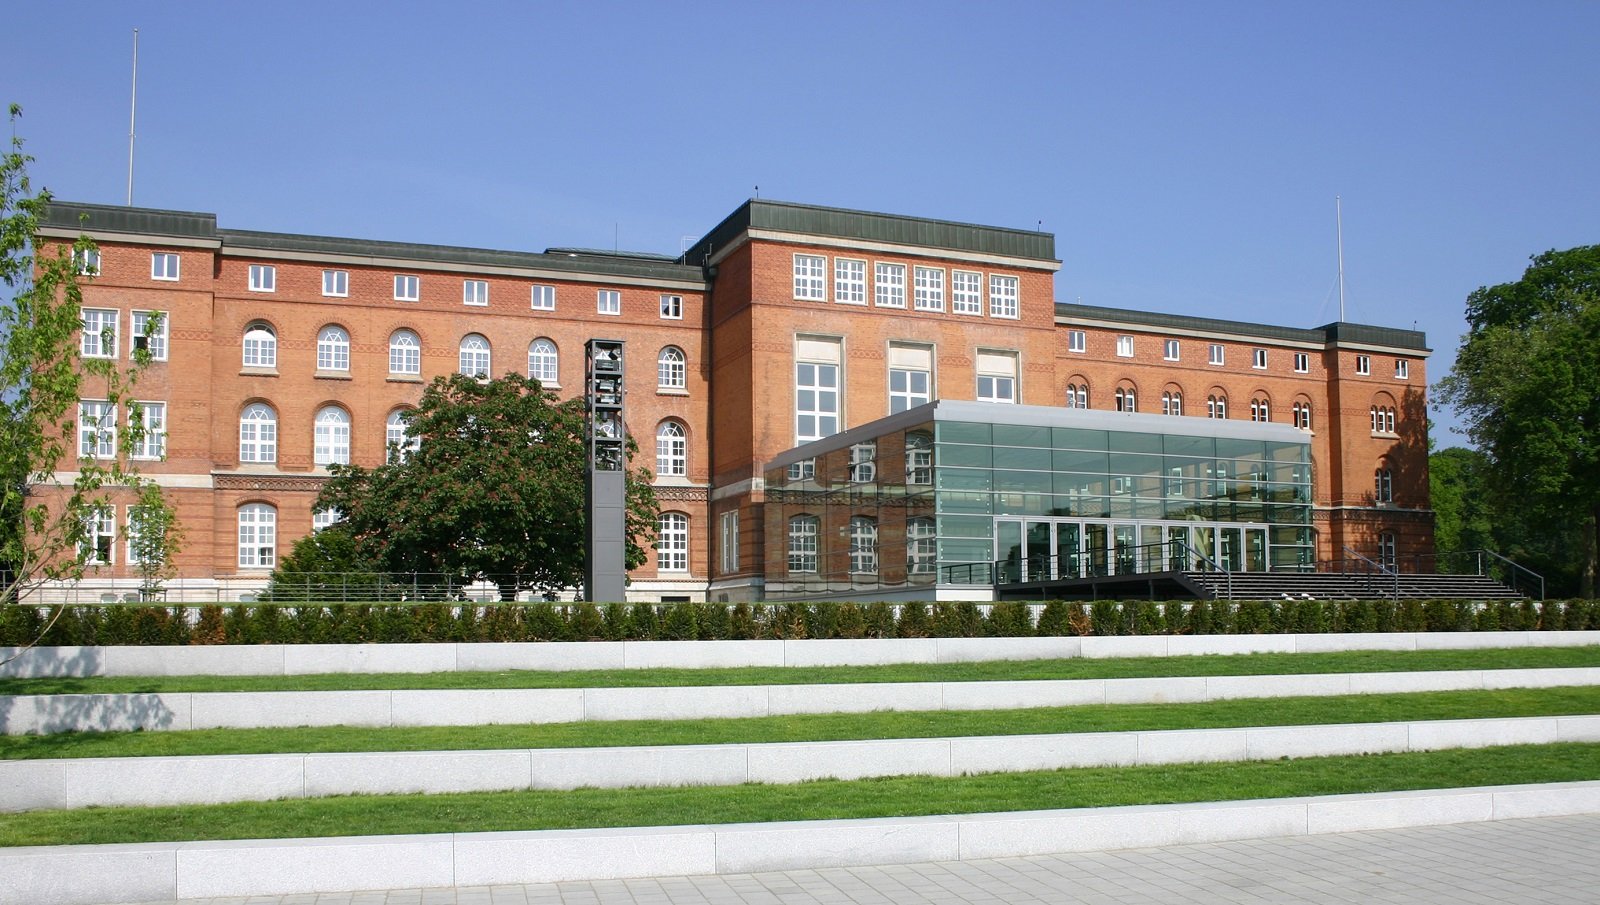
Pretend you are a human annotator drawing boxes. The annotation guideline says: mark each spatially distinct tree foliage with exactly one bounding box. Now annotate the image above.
[1,104,180,614]
[1436,245,1600,596]
[310,372,660,599]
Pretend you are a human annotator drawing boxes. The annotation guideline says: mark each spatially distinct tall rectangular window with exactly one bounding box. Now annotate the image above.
[394,274,420,301]
[463,279,489,306]
[1209,344,1225,366]
[988,275,1019,318]
[951,270,982,314]
[78,401,116,459]
[322,269,349,297]
[657,513,688,572]
[150,252,180,281]
[131,311,168,360]
[976,350,1018,404]
[660,294,683,319]
[238,504,276,568]
[834,259,866,304]
[82,508,115,565]
[793,254,826,300]
[597,289,621,315]
[1164,339,1180,361]
[531,285,556,310]
[81,308,118,358]
[1293,352,1309,373]
[129,402,166,460]
[874,262,906,308]
[1068,330,1086,353]
[1116,335,1134,358]
[1356,354,1371,375]
[719,511,739,575]
[1395,359,1410,379]
[794,336,841,442]
[1253,348,1268,369]
[888,343,932,414]
[913,266,944,311]
[248,264,275,292]
[74,248,101,276]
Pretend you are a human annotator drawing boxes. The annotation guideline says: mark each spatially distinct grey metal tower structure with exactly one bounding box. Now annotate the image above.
[584,339,627,603]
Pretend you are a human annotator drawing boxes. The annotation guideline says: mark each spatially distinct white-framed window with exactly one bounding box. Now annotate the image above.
[1252,348,1268,369]
[1162,391,1182,416]
[1293,401,1312,430]
[243,323,276,368]
[660,294,683,319]
[1068,330,1087,353]
[1371,405,1396,434]
[1066,383,1087,409]
[1209,344,1225,366]
[82,507,115,565]
[150,252,180,281]
[239,403,277,463]
[389,329,421,375]
[1208,395,1227,419]
[1356,354,1371,375]
[81,308,118,358]
[1378,532,1397,569]
[394,274,420,301]
[124,503,151,565]
[314,406,351,466]
[129,401,166,460]
[658,346,686,389]
[1395,359,1410,379]
[322,269,349,297]
[976,350,1017,404]
[1293,352,1309,373]
[386,409,418,462]
[528,338,559,385]
[906,517,936,575]
[793,254,826,301]
[130,310,168,360]
[913,266,944,311]
[657,512,688,572]
[849,516,878,574]
[888,343,932,414]
[988,275,1019,319]
[238,503,276,568]
[313,507,345,532]
[463,279,489,307]
[788,458,815,481]
[848,440,876,483]
[1375,467,1393,503]
[73,248,101,276]
[78,400,116,459]
[719,511,739,576]
[248,264,275,293]
[531,284,556,311]
[656,420,687,477]
[1115,388,1136,412]
[1164,339,1180,361]
[874,262,906,308]
[905,431,933,485]
[788,514,819,573]
[459,333,491,377]
[835,259,866,304]
[597,289,621,315]
[795,336,842,443]
[1250,398,1270,422]
[951,270,982,315]
[316,325,350,372]
[1116,335,1134,358]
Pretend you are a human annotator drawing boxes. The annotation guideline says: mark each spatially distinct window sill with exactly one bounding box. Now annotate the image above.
[387,375,424,384]
[239,367,278,377]
[657,387,689,397]
[315,371,353,380]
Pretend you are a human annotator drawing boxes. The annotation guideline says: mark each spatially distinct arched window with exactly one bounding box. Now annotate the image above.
[1371,405,1396,434]
[386,409,418,462]
[1375,467,1394,503]
[849,516,878,574]
[459,333,491,377]
[316,325,350,372]
[658,346,686,389]
[1114,387,1136,412]
[1066,383,1087,409]
[389,329,420,375]
[905,430,933,485]
[656,420,686,477]
[1251,397,1270,422]
[528,338,558,385]
[657,512,688,572]
[1293,401,1312,430]
[239,403,277,463]
[907,517,936,575]
[314,406,351,466]
[1208,395,1227,419]
[237,503,276,568]
[243,323,276,368]
[788,515,819,573]
[1161,391,1182,416]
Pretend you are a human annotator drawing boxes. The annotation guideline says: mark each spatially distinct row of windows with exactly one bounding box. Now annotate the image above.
[792,254,1020,318]
[80,309,169,360]
[1073,330,1412,379]
[1063,384,1327,431]
[79,506,161,566]
[238,323,690,389]
[786,515,935,576]
[76,401,166,460]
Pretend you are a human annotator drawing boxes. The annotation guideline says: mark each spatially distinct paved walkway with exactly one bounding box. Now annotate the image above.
[128,814,1600,905]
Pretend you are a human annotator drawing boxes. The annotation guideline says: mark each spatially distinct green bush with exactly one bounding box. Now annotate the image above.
[864,602,897,638]
[985,602,1034,637]
[896,602,930,638]
[1035,601,1070,636]
[834,602,867,639]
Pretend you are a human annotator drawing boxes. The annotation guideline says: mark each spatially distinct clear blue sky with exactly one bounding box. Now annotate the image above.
[7,1,1598,446]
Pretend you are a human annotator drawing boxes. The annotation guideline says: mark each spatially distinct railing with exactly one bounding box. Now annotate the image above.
[1411,550,1546,600]
[981,539,1237,597]
[1342,545,1400,601]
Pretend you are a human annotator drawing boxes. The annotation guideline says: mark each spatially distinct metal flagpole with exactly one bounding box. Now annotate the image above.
[127,28,139,206]
[1336,195,1346,322]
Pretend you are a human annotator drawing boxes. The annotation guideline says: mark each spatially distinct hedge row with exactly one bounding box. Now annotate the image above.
[2,599,1598,647]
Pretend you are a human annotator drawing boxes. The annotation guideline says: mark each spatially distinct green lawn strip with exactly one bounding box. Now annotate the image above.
[5,686,1599,761]
[2,742,1596,847]
[4,645,1599,697]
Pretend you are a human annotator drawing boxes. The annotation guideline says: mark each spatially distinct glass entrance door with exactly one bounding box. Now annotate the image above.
[1113,524,1137,575]
[1085,523,1108,576]
[1057,523,1081,579]
[1245,528,1267,572]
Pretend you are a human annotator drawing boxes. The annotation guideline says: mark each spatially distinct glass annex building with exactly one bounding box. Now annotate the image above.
[763,401,1313,600]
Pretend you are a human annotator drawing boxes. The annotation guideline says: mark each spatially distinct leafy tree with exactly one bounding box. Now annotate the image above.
[1436,245,1600,596]
[314,372,660,600]
[1,104,180,620]
[1428,446,1496,560]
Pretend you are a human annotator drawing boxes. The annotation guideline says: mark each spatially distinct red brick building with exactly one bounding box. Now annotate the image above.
[37,199,1430,601]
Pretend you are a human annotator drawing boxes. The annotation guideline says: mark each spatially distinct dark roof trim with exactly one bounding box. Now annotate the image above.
[682,199,1058,266]
[1055,302,1429,352]
[42,201,218,239]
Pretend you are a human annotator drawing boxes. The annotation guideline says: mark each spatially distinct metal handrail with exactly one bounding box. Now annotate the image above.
[1342,545,1399,601]
[1476,549,1546,601]
[1181,541,1233,600]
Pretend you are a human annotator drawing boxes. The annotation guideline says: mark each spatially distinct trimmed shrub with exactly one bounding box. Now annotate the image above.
[864,602,897,638]
[834,602,867,639]
[896,601,930,638]
[1036,600,1070,636]
[1089,601,1121,636]
[658,601,699,640]
[727,602,757,640]
[986,601,1034,637]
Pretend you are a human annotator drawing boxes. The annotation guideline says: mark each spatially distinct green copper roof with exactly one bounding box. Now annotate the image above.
[1055,302,1429,352]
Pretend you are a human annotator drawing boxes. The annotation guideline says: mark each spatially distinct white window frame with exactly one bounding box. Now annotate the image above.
[394,274,420,301]
[1116,335,1134,358]
[1164,339,1180,361]
[239,403,277,463]
[793,254,826,301]
[130,310,168,361]
[905,432,933,486]
[314,406,352,467]
[1209,344,1225,366]
[719,511,739,575]
[78,400,116,459]
[82,507,115,565]
[889,366,930,414]
[313,507,345,532]
[463,279,489,307]
[657,512,688,572]
[988,274,1019,319]
[248,264,275,293]
[459,334,491,377]
[788,515,819,573]
[913,266,944,312]
[1068,330,1087,353]
[1395,359,1410,379]
[1293,352,1309,373]
[1356,355,1371,375]
[1294,402,1312,430]
[74,248,101,276]
[243,323,276,368]
[528,338,559,385]
[1115,388,1136,412]
[834,259,866,305]
[874,262,906,308]
[1162,391,1182,416]
[906,517,936,575]
[848,441,877,483]
[656,421,687,477]
[848,516,878,574]
[951,270,982,315]
[1066,383,1087,409]
[657,346,686,389]
[81,308,118,359]
[386,409,418,462]
[1375,468,1394,503]
[238,503,276,569]
[597,289,621,316]
[1208,395,1227,419]
[322,269,349,297]
[129,401,166,460]
[531,284,556,311]
[389,329,421,376]
[316,325,351,372]
[660,294,683,319]
[795,360,840,443]
[150,252,180,281]
[1252,348,1268,370]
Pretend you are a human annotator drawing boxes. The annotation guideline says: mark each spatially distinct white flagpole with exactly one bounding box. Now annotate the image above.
[1336,195,1346,322]
[127,28,139,206]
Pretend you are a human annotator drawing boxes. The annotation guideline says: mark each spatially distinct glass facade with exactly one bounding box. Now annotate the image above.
[763,401,1312,598]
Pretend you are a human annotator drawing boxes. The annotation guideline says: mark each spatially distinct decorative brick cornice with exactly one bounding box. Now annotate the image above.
[655,486,709,502]
[214,474,328,493]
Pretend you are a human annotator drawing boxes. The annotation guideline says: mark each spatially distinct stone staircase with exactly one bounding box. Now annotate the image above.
[1181,570,1526,601]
